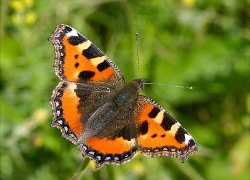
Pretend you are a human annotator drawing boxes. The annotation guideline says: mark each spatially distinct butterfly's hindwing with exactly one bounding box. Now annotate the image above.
[135,95,198,161]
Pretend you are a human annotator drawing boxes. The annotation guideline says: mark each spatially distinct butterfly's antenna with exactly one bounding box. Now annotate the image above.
[135,33,192,90]
[136,33,140,79]
[144,82,193,90]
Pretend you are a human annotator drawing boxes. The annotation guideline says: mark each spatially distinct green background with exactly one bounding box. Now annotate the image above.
[1,0,249,179]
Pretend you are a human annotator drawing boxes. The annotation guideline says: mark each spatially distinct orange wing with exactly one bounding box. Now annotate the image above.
[49,24,124,84]
[51,82,82,144]
[79,135,137,168]
[51,80,136,168]
[51,82,111,144]
[135,96,198,162]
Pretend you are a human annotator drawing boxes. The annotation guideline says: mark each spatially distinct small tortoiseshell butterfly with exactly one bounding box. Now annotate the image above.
[49,24,198,168]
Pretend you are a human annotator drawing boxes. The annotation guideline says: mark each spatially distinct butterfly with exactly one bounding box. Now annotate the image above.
[49,24,198,168]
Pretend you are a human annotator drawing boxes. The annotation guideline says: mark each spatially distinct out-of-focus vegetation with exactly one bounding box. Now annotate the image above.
[1,0,249,179]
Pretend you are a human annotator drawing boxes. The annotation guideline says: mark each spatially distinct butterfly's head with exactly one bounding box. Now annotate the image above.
[132,78,145,90]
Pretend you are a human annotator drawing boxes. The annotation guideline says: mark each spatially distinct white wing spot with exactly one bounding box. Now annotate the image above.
[88,151,95,155]
[56,110,61,116]
[184,134,192,145]
[57,119,63,125]
[66,28,78,37]
[96,156,101,160]
[64,126,68,132]
[105,156,111,161]
[55,101,60,107]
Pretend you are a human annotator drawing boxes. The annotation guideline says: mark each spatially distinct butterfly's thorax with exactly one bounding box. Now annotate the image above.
[79,79,144,143]
[112,79,144,106]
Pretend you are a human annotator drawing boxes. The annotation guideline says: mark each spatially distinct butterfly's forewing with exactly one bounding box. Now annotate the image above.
[49,24,124,85]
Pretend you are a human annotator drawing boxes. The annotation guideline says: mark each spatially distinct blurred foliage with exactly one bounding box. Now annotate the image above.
[0,0,249,179]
